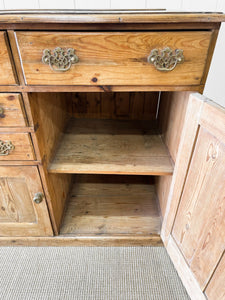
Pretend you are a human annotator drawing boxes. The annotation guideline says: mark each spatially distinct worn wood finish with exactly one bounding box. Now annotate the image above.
[0,166,52,237]
[155,91,191,218]
[26,92,72,234]
[7,30,26,86]
[205,252,225,300]
[0,93,27,127]
[0,85,204,93]
[0,11,224,24]
[0,32,17,85]
[69,92,158,120]
[172,97,225,290]
[167,236,206,300]
[161,93,204,245]
[0,235,163,246]
[49,118,173,175]
[28,92,69,164]
[16,31,211,87]
[60,175,161,238]
[0,22,221,31]
[0,133,35,161]
[172,127,225,289]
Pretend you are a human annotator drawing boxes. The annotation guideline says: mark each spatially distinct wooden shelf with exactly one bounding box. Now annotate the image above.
[60,175,161,239]
[49,119,173,175]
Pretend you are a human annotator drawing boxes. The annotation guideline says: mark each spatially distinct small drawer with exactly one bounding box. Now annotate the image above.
[0,94,27,127]
[0,32,17,85]
[0,133,35,160]
[15,31,212,86]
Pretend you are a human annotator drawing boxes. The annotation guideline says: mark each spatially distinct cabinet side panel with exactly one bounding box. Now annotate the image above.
[28,93,72,233]
[156,91,191,217]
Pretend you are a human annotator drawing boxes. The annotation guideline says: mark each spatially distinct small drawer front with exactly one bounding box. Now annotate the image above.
[16,31,212,86]
[0,32,17,85]
[0,94,27,127]
[0,133,35,160]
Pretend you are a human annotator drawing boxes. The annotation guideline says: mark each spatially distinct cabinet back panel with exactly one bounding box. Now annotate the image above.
[68,92,159,120]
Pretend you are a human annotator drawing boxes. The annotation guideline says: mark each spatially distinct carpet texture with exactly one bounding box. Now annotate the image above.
[0,247,190,300]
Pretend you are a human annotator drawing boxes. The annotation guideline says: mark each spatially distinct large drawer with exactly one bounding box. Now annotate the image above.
[0,32,17,85]
[0,94,27,127]
[0,133,35,160]
[15,31,212,86]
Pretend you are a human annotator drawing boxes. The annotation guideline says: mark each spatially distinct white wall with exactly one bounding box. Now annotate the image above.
[0,0,224,107]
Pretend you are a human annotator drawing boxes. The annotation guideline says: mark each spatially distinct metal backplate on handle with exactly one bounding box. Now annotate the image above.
[148,47,184,72]
[0,140,15,156]
[42,47,79,72]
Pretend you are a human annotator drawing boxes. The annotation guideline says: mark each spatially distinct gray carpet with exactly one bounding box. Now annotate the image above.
[0,247,190,300]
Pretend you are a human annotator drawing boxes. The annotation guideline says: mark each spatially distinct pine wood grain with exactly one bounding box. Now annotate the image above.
[0,235,163,246]
[205,252,225,300]
[172,127,225,289]
[0,166,52,237]
[27,92,72,234]
[167,236,206,300]
[69,92,158,120]
[60,175,161,237]
[49,118,173,175]
[0,32,17,85]
[155,91,191,218]
[16,31,211,86]
[0,93,27,127]
[0,133,35,160]
[161,93,204,245]
[1,12,224,24]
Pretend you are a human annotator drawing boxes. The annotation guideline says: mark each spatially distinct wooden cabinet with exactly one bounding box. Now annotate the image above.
[0,10,224,300]
[0,166,52,236]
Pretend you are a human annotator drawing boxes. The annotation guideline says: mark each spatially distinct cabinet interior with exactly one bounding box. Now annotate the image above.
[28,90,191,238]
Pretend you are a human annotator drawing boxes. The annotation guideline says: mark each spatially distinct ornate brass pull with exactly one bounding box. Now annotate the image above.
[0,107,5,118]
[33,192,44,204]
[42,47,79,72]
[148,47,184,72]
[0,140,14,156]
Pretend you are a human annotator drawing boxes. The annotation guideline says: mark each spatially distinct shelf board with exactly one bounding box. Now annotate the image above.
[60,175,161,238]
[49,119,173,175]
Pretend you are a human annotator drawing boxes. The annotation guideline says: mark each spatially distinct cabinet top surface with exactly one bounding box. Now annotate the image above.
[0,9,224,23]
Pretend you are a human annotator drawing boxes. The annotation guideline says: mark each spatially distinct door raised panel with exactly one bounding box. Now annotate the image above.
[172,109,225,289]
[0,166,53,237]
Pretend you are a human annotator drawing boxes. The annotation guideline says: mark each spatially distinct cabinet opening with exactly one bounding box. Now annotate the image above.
[28,91,191,238]
[60,174,161,237]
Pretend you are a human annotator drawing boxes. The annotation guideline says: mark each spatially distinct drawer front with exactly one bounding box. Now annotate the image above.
[16,31,212,86]
[0,32,17,85]
[0,133,35,160]
[0,94,27,127]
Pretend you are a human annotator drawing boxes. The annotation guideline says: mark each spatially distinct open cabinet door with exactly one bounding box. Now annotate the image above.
[160,93,225,300]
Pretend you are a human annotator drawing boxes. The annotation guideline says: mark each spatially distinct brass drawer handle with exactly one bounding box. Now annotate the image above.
[0,107,5,118]
[33,192,44,204]
[42,47,79,72]
[0,140,15,156]
[148,47,184,72]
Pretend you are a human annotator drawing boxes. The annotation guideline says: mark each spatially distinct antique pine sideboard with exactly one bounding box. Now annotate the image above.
[0,10,224,299]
